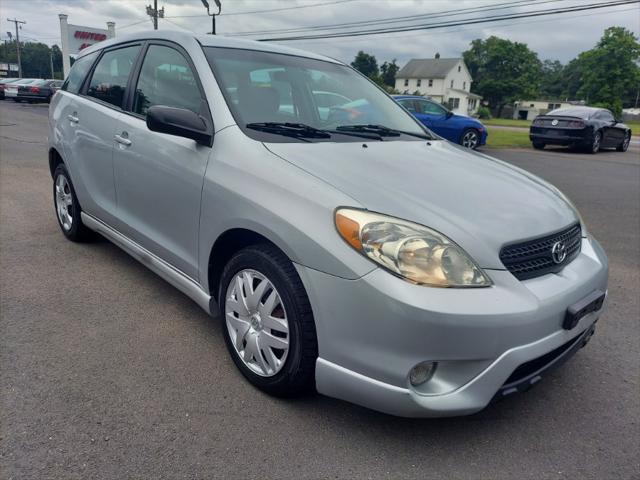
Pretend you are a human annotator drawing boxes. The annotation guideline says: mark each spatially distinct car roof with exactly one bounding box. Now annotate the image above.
[546,106,607,119]
[78,29,342,65]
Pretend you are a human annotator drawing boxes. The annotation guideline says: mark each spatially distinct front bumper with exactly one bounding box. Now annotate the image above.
[297,237,608,417]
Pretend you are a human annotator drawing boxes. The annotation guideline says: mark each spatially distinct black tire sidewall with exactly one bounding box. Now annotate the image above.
[218,245,316,396]
[53,164,85,240]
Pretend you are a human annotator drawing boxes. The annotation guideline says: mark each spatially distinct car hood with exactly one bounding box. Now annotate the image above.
[264,139,578,269]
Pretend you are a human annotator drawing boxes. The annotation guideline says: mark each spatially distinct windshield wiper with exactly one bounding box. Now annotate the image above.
[336,124,432,140]
[246,122,331,140]
[246,122,383,141]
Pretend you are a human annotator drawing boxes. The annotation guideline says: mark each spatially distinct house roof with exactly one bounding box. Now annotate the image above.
[449,88,482,99]
[396,58,461,79]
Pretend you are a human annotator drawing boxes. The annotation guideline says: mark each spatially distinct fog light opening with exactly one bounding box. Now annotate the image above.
[409,361,438,387]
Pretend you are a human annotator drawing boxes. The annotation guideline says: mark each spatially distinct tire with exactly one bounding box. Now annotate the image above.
[532,141,545,150]
[588,131,601,154]
[617,132,631,152]
[460,128,480,149]
[52,164,94,242]
[218,243,318,397]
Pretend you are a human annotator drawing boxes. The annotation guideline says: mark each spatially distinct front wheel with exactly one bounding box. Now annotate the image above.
[617,132,631,152]
[219,244,318,397]
[460,128,480,149]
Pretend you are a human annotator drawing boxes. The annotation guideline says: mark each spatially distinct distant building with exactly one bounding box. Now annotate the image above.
[394,53,482,115]
[514,99,586,120]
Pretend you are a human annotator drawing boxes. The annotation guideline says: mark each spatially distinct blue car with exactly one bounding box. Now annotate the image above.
[393,95,487,149]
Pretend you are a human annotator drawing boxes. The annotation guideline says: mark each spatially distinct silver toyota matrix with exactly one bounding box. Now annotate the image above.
[48,31,608,417]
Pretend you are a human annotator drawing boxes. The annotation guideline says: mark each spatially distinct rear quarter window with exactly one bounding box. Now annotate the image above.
[62,51,99,94]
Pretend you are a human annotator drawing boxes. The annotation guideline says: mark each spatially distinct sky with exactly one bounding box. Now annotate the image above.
[1,0,639,65]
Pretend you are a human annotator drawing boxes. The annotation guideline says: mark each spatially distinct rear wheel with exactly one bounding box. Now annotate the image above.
[460,128,480,149]
[219,244,318,397]
[53,164,94,242]
[532,141,545,150]
[588,131,601,154]
[617,132,631,152]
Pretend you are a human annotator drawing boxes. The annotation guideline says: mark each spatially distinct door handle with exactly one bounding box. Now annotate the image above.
[67,113,79,123]
[114,132,132,147]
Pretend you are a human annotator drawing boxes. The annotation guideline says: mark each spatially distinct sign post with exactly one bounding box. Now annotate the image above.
[59,15,115,78]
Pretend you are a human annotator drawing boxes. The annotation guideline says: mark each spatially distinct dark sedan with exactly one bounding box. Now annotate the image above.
[530,106,631,153]
[16,79,63,103]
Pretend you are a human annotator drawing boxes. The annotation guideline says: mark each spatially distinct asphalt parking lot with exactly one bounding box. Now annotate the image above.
[1,100,638,479]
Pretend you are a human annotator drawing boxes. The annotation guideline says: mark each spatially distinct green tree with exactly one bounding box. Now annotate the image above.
[351,50,379,78]
[539,59,565,99]
[463,36,541,116]
[379,59,399,87]
[0,41,65,79]
[575,27,640,116]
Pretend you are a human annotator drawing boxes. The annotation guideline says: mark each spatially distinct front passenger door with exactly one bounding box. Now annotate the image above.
[112,43,212,280]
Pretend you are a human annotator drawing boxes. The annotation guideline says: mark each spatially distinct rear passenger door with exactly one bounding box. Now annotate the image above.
[59,45,142,226]
[112,42,212,280]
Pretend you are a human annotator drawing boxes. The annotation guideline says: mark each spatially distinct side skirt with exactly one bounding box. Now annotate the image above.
[81,212,213,315]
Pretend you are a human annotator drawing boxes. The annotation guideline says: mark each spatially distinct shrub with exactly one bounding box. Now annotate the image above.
[477,106,492,119]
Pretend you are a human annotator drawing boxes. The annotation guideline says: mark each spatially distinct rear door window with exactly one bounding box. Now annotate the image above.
[86,45,141,108]
[132,45,202,116]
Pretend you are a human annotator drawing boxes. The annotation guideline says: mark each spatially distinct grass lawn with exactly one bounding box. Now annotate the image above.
[485,127,531,148]
[482,118,532,128]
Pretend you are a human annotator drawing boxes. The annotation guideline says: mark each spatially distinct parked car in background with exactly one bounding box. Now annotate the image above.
[17,79,64,103]
[49,31,608,417]
[530,106,631,153]
[393,94,487,149]
[0,78,21,99]
[4,79,41,100]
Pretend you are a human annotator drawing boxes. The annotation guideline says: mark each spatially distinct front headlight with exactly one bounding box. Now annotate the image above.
[335,208,492,287]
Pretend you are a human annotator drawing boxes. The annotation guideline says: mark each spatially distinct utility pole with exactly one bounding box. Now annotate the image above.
[201,0,221,35]
[7,18,25,78]
[49,50,55,79]
[146,1,165,30]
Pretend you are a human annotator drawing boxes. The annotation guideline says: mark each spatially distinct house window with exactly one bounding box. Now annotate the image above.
[463,81,466,90]
[417,79,421,87]
[448,97,460,110]
[428,79,433,87]
[450,79,454,88]
[548,103,561,110]
[404,79,409,87]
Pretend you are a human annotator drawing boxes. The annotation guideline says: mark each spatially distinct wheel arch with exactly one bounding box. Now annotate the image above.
[207,228,286,302]
[48,147,64,178]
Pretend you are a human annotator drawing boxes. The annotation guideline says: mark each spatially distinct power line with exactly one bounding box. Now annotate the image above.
[229,0,567,37]
[165,0,358,18]
[258,0,639,41]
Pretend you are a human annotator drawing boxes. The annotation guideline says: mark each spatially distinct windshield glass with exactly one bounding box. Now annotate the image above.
[204,47,429,142]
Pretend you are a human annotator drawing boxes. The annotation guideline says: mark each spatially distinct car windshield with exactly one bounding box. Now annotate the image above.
[204,47,430,142]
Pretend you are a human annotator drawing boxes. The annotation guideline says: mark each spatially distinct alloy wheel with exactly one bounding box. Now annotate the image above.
[462,130,479,149]
[622,133,630,151]
[592,132,601,153]
[55,174,73,231]
[224,269,290,377]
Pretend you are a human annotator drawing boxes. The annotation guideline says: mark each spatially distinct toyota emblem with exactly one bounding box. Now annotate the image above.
[551,241,567,264]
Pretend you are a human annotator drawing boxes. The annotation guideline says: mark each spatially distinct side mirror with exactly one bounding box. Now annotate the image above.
[146,105,213,147]
[446,111,454,119]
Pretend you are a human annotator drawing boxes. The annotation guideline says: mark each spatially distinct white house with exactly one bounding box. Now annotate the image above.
[394,54,482,115]
[513,100,585,120]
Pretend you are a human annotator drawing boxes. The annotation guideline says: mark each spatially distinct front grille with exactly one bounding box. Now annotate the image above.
[499,223,582,280]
